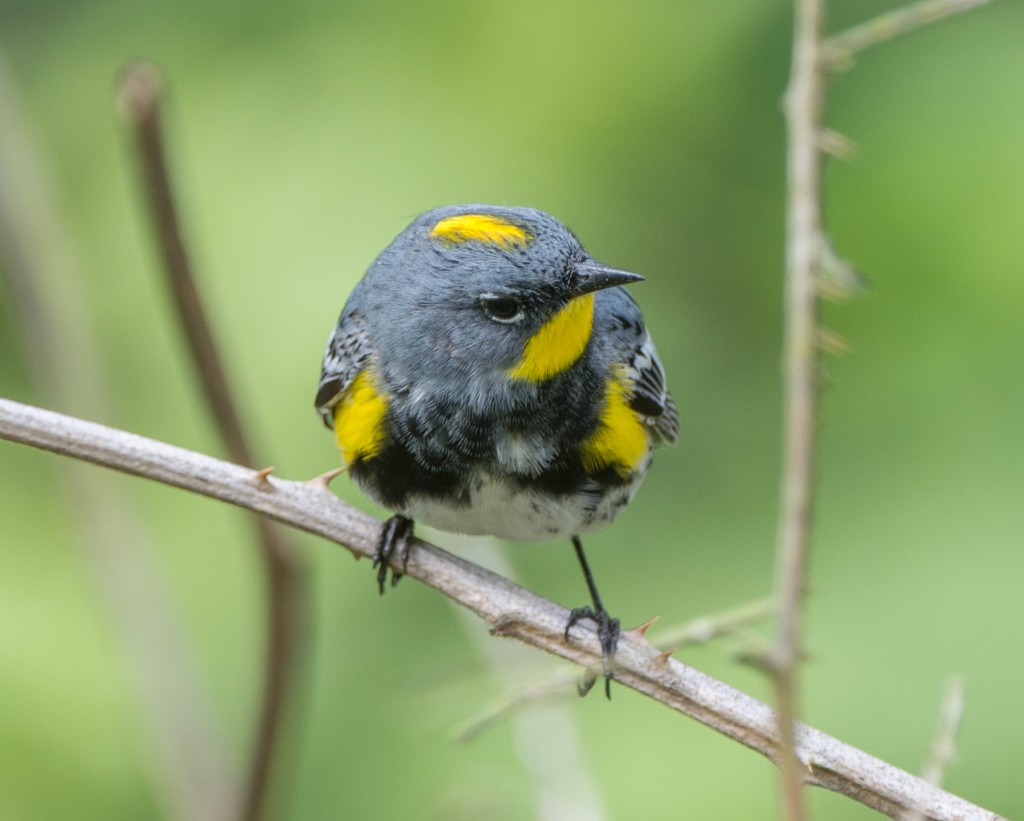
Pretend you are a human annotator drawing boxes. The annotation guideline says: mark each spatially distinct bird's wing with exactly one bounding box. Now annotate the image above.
[314,307,374,429]
[624,330,679,446]
[602,289,679,446]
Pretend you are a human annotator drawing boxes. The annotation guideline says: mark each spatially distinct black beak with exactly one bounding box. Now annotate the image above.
[572,258,645,296]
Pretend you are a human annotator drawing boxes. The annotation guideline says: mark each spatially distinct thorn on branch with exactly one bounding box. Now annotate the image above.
[815,236,870,302]
[817,326,850,357]
[817,127,858,160]
[625,615,661,639]
[253,466,276,487]
[490,614,522,638]
[307,466,346,489]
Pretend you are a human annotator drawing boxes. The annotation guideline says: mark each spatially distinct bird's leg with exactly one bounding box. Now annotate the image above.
[374,514,414,594]
[564,535,620,699]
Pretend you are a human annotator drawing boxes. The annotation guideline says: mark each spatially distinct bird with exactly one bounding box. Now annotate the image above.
[314,204,677,696]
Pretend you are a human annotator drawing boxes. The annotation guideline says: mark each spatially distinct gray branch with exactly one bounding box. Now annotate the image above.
[0,397,1005,821]
[824,0,997,67]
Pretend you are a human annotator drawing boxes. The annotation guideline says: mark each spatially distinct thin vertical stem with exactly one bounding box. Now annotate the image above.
[775,0,826,818]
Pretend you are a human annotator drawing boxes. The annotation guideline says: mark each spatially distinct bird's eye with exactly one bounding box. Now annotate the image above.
[480,295,524,323]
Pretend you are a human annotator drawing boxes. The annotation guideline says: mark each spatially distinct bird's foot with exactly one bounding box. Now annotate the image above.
[565,605,621,699]
[374,515,414,594]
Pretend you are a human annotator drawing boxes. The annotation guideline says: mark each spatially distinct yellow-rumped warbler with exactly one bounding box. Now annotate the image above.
[315,204,677,695]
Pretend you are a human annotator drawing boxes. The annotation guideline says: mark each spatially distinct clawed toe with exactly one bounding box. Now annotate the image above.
[564,605,621,699]
[373,515,414,594]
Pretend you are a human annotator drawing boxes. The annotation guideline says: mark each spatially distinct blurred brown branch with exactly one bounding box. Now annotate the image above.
[117,60,311,821]
[0,52,236,821]
[0,397,1006,821]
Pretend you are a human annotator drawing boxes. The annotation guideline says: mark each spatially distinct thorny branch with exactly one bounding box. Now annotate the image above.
[771,0,996,816]
[773,1,826,817]
[0,397,1005,821]
[455,598,776,744]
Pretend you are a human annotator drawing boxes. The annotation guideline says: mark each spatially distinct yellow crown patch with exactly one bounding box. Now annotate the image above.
[430,214,532,249]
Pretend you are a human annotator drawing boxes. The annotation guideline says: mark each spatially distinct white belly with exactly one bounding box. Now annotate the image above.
[399,471,641,543]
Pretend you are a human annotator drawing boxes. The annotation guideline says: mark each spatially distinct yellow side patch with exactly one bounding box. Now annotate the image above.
[430,213,532,249]
[334,370,389,466]
[508,293,595,382]
[581,373,648,479]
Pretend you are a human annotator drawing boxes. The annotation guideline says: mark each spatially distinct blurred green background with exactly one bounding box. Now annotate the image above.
[1,1,1022,819]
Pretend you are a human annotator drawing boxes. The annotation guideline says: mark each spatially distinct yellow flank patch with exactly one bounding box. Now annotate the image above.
[430,213,532,249]
[508,293,595,382]
[581,373,648,479]
[333,369,389,466]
